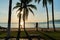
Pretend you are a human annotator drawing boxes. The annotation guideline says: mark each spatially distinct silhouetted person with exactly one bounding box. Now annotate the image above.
[36,22,38,31]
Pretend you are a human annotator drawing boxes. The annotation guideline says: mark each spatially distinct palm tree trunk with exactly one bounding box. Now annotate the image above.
[23,9,25,31]
[52,0,55,31]
[23,19,25,31]
[16,14,21,40]
[46,4,49,29]
[6,0,12,40]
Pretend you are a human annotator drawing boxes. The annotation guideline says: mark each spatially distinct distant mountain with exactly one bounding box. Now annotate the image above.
[49,19,60,22]
[54,20,60,22]
[40,19,60,24]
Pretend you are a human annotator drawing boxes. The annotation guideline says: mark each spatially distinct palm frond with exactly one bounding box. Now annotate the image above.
[35,0,37,2]
[42,0,47,7]
[13,2,21,9]
[29,8,34,15]
[35,0,41,3]
[27,4,37,10]
[13,6,19,9]
[16,2,21,6]
[16,7,23,13]
[47,0,52,4]
[26,0,32,4]
[38,0,41,3]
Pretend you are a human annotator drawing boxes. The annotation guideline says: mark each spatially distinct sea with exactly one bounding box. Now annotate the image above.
[0,22,60,28]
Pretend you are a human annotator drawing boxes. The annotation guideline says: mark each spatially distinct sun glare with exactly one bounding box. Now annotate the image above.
[21,11,23,14]
[20,22,23,27]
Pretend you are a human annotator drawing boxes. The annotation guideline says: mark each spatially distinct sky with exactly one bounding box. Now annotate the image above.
[0,0,60,23]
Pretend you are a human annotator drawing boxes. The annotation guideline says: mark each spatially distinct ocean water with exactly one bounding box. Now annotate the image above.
[0,22,60,28]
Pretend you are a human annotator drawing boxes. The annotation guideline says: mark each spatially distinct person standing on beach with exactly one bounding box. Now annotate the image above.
[36,22,38,31]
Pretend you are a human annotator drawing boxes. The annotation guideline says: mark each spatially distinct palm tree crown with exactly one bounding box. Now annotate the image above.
[13,0,37,20]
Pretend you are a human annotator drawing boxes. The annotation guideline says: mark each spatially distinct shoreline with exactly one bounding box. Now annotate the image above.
[0,28,60,31]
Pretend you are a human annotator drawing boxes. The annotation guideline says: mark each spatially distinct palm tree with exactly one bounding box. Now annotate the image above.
[47,0,55,31]
[42,0,49,29]
[13,0,37,39]
[13,1,22,40]
[35,0,49,29]
[52,0,55,31]
[21,0,37,30]
[5,0,12,40]
[35,0,56,31]
[17,12,21,40]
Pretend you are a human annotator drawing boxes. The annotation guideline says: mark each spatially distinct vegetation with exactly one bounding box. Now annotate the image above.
[0,31,60,40]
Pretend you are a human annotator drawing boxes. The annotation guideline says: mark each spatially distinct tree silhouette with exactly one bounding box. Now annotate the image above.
[47,0,55,31]
[21,0,37,30]
[5,0,12,40]
[52,0,55,31]
[13,1,22,40]
[35,0,55,31]
[42,0,49,29]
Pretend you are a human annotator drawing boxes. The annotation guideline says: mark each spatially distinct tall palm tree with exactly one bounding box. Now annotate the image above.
[35,0,55,31]
[35,0,49,29]
[13,0,37,39]
[17,12,21,40]
[52,0,55,31]
[21,0,37,30]
[13,1,22,40]
[13,1,22,31]
[47,0,55,31]
[5,0,12,40]
[42,0,49,29]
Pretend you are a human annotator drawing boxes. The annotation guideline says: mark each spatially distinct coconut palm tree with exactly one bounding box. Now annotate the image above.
[35,0,49,30]
[5,0,12,40]
[17,12,21,40]
[20,0,37,30]
[42,0,49,29]
[35,0,56,31]
[13,0,37,39]
[51,0,55,31]
[13,1,22,40]
[47,0,55,31]
[13,2,22,31]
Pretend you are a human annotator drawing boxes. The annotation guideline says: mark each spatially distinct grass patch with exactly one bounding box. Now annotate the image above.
[0,31,7,37]
[0,31,60,40]
[43,31,60,40]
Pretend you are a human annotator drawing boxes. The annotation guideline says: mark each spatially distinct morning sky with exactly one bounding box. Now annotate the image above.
[0,0,60,23]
